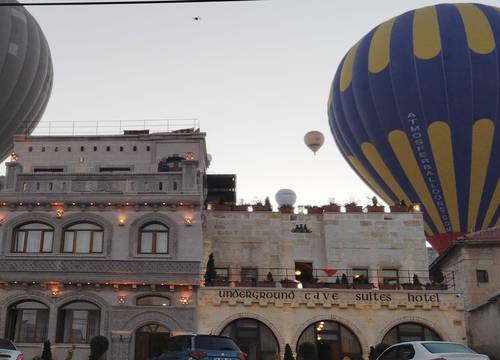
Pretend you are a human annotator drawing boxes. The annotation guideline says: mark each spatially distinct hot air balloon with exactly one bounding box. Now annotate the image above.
[0,0,53,160]
[328,3,499,253]
[275,189,297,208]
[304,131,325,154]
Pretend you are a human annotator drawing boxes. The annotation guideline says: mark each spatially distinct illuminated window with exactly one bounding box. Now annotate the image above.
[136,295,171,307]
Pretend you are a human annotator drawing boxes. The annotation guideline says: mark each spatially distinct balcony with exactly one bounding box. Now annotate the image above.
[203,268,454,291]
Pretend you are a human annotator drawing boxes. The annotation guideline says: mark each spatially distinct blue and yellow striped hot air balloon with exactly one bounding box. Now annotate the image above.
[328,3,499,253]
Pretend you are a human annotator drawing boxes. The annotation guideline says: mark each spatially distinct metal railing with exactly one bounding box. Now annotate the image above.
[205,268,455,291]
[28,118,200,136]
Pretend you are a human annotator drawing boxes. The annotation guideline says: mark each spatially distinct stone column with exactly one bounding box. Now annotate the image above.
[181,160,198,192]
[111,331,132,360]
[4,162,21,191]
[47,302,58,343]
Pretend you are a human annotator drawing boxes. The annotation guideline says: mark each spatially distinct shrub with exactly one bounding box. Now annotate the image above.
[284,344,294,360]
[341,273,348,285]
[89,335,109,360]
[413,274,421,285]
[368,343,389,360]
[266,272,274,282]
[204,253,217,285]
[41,340,53,360]
[298,342,316,360]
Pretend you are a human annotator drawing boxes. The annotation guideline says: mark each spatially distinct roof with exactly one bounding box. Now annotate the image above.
[430,227,500,269]
[469,292,500,312]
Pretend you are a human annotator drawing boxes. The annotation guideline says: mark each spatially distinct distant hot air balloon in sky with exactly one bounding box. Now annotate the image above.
[0,0,53,160]
[328,3,499,253]
[304,131,325,155]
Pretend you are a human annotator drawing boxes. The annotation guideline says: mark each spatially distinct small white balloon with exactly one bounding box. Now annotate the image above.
[275,189,297,207]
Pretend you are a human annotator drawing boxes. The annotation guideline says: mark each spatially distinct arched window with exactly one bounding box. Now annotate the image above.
[6,301,49,343]
[297,320,362,360]
[63,222,103,254]
[139,223,169,254]
[13,222,54,253]
[57,301,100,344]
[382,322,441,345]
[136,295,171,307]
[221,318,279,360]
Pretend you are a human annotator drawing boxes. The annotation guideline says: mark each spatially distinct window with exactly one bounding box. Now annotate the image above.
[422,343,475,354]
[146,146,150,152]
[13,222,54,253]
[34,168,64,173]
[352,268,369,284]
[382,269,399,285]
[382,322,441,345]
[215,268,229,282]
[133,146,137,152]
[6,301,49,343]
[41,147,45,152]
[62,223,104,254]
[477,270,489,283]
[57,301,100,343]
[80,146,84,152]
[28,146,32,152]
[136,295,171,307]
[54,147,58,152]
[106,146,110,152]
[67,147,72,152]
[241,268,258,281]
[295,262,313,283]
[139,223,169,254]
[93,146,97,152]
[120,146,123,152]
[99,167,131,173]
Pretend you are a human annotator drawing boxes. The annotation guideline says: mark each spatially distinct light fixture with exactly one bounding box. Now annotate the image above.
[297,282,303,289]
[10,153,18,162]
[118,216,126,226]
[0,218,4,226]
[295,270,302,276]
[117,295,127,305]
[51,287,60,297]
[162,302,168,307]
[412,204,421,212]
[55,208,64,218]
[179,296,190,305]
[186,152,194,160]
[184,216,193,226]
[354,274,360,279]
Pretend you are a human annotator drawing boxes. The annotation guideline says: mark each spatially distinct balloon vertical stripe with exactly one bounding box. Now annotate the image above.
[368,18,395,74]
[468,119,495,231]
[455,4,495,54]
[340,43,359,91]
[413,6,442,60]
[482,181,499,230]
[428,121,461,232]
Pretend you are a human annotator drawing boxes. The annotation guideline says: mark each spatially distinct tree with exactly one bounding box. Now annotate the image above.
[266,271,274,282]
[284,344,294,360]
[204,253,217,286]
[298,342,317,360]
[89,335,109,360]
[341,273,348,285]
[413,274,421,285]
[264,196,272,210]
[430,267,444,284]
[369,343,389,360]
[41,340,53,360]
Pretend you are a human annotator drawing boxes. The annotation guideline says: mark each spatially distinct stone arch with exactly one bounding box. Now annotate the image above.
[0,291,54,339]
[133,292,172,306]
[60,213,114,255]
[292,314,369,357]
[213,312,285,354]
[123,310,183,332]
[1,212,57,255]
[129,212,179,257]
[376,316,450,345]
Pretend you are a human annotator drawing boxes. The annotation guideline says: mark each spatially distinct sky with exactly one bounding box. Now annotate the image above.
[17,0,499,208]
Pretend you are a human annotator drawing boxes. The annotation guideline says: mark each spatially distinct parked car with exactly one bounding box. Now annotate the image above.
[155,334,246,360]
[376,341,489,360]
[0,339,24,360]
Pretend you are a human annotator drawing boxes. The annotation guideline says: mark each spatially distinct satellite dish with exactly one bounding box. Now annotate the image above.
[304,131,325,154]
[275,189,297,207]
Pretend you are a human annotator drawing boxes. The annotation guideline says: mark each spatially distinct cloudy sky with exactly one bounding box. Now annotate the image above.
[21,0,499,207]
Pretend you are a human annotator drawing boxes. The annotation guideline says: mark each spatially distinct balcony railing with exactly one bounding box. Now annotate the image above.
[204,268,455,291]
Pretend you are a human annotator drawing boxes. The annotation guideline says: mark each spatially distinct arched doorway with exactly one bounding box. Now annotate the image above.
[221,318,280,360]
[382,322,441,345]
[135,323,170,360]
[297,320,362,360]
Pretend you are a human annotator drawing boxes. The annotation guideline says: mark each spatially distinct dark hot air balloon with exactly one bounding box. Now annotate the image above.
[0,0,53,160]
[328,3,499,252]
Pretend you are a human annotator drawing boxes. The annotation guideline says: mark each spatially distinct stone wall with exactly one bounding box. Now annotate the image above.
[468,299,500,360]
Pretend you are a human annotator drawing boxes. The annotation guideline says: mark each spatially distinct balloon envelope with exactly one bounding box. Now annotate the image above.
[0,0,53,160]
[328,3,499,252]
[304,131,325,154]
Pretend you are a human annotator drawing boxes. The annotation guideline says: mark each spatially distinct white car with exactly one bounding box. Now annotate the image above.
[0,339,24,360]
[376,341,489,360]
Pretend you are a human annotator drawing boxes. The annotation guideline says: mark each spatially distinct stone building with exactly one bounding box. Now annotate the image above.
[431,227,500,359]
[0,130,208,360]
[198,208,467,360]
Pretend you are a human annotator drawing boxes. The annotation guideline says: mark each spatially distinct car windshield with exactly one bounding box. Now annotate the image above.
[0,339,16,350]
[194,336,239,351]
[422,343,476,354]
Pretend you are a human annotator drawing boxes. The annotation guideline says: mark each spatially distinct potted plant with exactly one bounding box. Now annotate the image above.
[213,203,232,211]
[326,275,348,289]
[367,196,385,213]
[231,204,249,211]
[89,335,109,360]
[235,279,254,287]
[378,283,398,290]
[345,202,362,213]
[390,199,409,212]
[279,205,294,214]
[253,199,272,211]
[322,202,341,213]
[258,272,275,287]
[401,274,423,290]
[306,206,324,214]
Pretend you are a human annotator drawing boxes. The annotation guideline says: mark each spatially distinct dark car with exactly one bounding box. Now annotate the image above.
[155,335,246,360]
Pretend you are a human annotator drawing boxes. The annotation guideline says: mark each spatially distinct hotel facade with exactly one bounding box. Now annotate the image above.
[0,130,466,360]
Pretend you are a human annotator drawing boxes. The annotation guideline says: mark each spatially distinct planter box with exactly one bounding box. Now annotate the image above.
[352,283,374,289]
[213,204,232,211]
[257,281,276,288]
[252,205,271,212]
[302,282,323,288]
[345,205,363,213]
[324,283,349,289]
[306,206,324,214]
[322,204,341,213]
[390,205,409,213]
[279,206,294,214]
[401,284,423,290]
[231,205,249,211]
[378,284,398,290]
[206,280,230,287]
[280,281,298,288]
[425,284,447,291]
[367,205,385,213]
[234,281,253,287]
